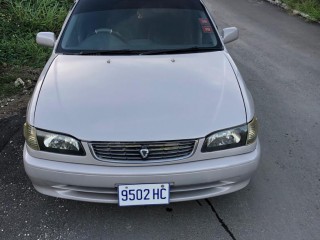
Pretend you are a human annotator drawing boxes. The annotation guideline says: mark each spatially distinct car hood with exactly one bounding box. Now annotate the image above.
[35,52,246,141]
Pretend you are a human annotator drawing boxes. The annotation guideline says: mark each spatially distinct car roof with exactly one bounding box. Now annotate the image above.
[74,0,204,13]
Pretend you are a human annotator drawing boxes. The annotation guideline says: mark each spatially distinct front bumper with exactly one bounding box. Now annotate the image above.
[23,141,261,203]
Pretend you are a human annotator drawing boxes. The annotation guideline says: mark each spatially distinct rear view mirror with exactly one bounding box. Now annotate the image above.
[36,32,56,48]
[222,27,239,44]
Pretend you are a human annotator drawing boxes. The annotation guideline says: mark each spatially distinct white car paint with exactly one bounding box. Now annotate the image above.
[34,52,246,142]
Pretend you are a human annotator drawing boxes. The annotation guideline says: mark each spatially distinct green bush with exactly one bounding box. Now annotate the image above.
[0,34,51,66]
[282,0,320,21]
[0,0,73,97]
[0,0,73,67]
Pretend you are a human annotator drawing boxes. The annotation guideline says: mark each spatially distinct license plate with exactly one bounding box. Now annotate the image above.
[118,183,170,206]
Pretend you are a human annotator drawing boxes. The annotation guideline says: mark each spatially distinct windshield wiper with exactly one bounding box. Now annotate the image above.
[65,47,221,56]
[77,49,141,55]
[140,47,221,55]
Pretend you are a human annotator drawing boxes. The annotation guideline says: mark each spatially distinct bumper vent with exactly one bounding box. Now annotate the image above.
[90,140,197,162]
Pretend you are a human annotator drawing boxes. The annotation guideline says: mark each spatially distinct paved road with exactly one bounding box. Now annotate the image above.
[1,0,320,239]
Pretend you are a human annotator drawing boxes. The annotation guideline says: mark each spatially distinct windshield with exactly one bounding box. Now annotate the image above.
[56,0,223,54]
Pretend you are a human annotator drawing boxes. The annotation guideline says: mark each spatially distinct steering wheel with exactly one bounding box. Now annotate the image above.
[93,28,128,44]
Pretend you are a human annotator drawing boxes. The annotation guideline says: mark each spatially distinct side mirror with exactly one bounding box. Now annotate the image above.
[36,32,56,48]
[222,27,239,44]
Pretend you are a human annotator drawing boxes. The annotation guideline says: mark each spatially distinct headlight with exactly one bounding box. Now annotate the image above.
[23,123,85,155]
[202,117,258,152]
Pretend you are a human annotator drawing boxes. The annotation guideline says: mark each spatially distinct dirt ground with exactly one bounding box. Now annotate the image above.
[0,94,31,119]
[0,66,40,119]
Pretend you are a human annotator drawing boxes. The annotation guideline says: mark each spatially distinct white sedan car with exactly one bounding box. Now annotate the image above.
[23,0,260,206]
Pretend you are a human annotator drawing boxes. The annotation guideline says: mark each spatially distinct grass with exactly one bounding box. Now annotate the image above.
[0,0,73,98]
[281,0,320,21]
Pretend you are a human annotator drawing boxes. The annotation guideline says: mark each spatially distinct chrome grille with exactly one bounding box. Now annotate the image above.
[90,140,197,162]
